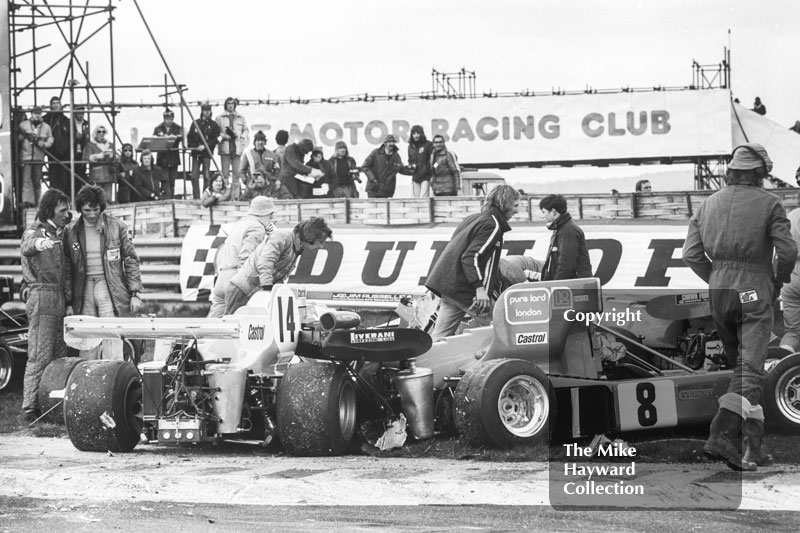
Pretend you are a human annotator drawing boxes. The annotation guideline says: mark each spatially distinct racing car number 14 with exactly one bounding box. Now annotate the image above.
[616,380,678,431]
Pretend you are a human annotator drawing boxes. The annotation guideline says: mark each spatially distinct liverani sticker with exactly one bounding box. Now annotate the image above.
[675,292,708,305]
[350,331,395,344]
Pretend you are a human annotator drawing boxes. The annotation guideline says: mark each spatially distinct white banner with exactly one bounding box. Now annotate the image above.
[115,89,733,169]
[180,223,704,302]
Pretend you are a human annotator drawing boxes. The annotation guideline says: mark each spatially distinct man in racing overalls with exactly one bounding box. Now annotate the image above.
[20,189,73,424]
[683,143,797,470]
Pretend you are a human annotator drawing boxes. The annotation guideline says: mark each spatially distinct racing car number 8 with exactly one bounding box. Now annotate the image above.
[617,380,678,432]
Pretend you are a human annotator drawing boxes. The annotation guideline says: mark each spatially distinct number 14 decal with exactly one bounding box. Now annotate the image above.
[617,380,678,431]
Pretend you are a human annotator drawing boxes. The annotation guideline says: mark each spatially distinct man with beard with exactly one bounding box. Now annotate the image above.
[363,134,405,198]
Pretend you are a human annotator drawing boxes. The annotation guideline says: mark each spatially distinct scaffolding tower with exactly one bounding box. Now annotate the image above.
[7,0,192,218]
[431,68,476,98]
[692,47,731,190]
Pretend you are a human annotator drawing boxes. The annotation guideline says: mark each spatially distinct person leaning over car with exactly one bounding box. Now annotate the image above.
[207,196,277,318]
[20,189,73,424]
[425,185,520,340]
[223,217,332,315]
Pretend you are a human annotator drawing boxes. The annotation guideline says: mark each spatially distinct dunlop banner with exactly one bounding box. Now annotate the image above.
[180,223,705,302]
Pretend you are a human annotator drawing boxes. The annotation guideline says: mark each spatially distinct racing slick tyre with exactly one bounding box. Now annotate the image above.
[277,361,357,456]
[763,353,800,433]
[64,360,143,452]
[454,359,555,448]
[0,340,15,392]
[38,357,86,424]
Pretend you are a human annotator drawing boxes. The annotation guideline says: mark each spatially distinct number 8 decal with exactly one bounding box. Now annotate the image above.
[635,382,658,427]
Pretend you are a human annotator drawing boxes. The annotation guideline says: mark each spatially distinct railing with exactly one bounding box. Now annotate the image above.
[22,190,800,238]
[1,238,183,303]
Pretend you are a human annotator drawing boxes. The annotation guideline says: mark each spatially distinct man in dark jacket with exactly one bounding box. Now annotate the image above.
[278,138,322,199]
[539,194,592,281]
[683,143,796,471]
[426,185,520,340]
[42,96,73,196]
[363,134,405,198]
[153,109,183,199]
[187,103,221,199]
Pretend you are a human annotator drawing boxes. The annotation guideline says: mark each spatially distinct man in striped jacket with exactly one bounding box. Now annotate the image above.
[425,185,520,340]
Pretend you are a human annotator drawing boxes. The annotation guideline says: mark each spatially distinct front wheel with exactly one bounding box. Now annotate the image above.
[454,359,555,448]
[764,353,800,432]
[277,362,357,456]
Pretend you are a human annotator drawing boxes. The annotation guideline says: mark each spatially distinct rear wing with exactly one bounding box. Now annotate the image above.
[63,315,269,352]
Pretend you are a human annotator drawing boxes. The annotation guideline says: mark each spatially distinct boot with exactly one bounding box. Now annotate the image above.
[703,408,757,471]
[743,418,774,467]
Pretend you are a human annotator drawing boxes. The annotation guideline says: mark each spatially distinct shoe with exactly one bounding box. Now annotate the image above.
[703,408,757,471]
[23,409,42,425]
[743,418,774,467]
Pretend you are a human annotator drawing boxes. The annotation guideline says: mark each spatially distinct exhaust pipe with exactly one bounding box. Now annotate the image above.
[320,311,361,331]
[394,360,434,439]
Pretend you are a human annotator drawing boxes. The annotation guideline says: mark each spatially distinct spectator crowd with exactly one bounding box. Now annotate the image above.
[17,96,465,208]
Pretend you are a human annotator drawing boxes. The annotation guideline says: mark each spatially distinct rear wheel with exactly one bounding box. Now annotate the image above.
[764,353,800,432]
[64,360,143,452]
[38,357,85,423]
[454,359,555,448]
[277,362,357,456]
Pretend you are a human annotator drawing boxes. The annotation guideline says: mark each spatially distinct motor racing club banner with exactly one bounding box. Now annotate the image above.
[116,89,732,170]
[180,222,705,303]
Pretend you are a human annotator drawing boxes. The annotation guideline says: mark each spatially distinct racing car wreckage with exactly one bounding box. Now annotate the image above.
[58,278,800,455]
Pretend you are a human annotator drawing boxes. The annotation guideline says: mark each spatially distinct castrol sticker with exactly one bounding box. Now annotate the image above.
[515,332,548,345]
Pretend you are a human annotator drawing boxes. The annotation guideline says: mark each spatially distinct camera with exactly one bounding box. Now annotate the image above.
[225,127,237,140]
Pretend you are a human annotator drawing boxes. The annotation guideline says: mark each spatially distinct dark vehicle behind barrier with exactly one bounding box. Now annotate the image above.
[0,275,28,391]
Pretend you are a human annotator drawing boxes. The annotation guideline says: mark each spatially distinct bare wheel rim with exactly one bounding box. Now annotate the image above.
[0,348,12,390]
[497,375,549,438]
[776,368,800,424]
[339,380,357,441]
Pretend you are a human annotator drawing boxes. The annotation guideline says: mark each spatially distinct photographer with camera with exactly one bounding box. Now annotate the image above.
[18,106,54,207]
[83,125,116,202]
[215,97,249,200]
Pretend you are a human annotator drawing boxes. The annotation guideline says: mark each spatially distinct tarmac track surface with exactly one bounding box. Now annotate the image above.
[1,435,799,531]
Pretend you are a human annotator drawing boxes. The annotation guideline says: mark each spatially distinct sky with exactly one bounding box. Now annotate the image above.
[13,0,800,192]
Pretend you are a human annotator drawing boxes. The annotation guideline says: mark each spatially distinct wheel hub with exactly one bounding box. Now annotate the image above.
[497,375,549,438]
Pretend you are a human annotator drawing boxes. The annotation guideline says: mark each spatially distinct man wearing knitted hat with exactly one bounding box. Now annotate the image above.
[683,142,797,471]
[207,196,276,318]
